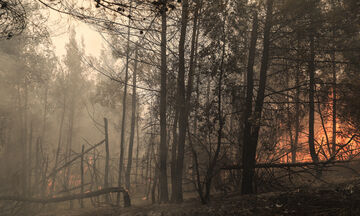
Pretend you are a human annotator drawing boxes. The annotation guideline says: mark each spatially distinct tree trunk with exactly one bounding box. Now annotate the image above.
[0,187,127,203]
[241,10,259,194]
[331,50,337,157]
[308,14,319,164]
[191,2,201,189]
[242,0,273,194]
[40,84,48,183]
[66,99,75,209]
[204,19,226,202]
[135,113,140,187]
[125,47,138,191]
[174,0,189,201]
[117,0,132,205]
[22,79,28,196]
[28,120,33,195]
[144,132,152,198]
[51,95,66,195]
[174,0,199,203]
[80,145,84,208]
[170,109,178,201]
[151,166,159,204]
[188,129,205,204]
[104,117,110,202]
[293,51,300,163]
[159,0,169,203]
[35,137,40,194]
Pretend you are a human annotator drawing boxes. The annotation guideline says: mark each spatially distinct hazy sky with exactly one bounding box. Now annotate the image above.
[48,10,104,59]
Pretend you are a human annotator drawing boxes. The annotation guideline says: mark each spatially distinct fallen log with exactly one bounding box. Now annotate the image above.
[0,187,125,204]
[221,160,351,170]
[56,182,91,194]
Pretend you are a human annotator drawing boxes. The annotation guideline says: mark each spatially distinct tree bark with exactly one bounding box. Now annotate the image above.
[159,0,169,203]
[331,50,337,157]
[22,79,28,196]
[173,0,189,203]
[117,0,132,205]
[294,49,300,163]
[170,109,178,201]
[39,84,48,194]
[125,48,138,191]
[151,166,159,204]
[28,120,33,195]
[242,0,273,194]
[80,145,84,208]
[51,95,66,195]
[35,137,40,194]
[204,19,226,202]
[241,10,259,194]
[308,13,319,164]
[65,102,75,208]
[135,113,140,187]
[103,117,110,202]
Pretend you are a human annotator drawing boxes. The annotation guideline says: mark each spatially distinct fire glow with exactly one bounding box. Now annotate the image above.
[277,100,360,163]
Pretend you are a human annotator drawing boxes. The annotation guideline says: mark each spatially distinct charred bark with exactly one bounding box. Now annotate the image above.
[117,0,132,205]
[159,0,169,203]
[242,0,273,194]
[241,10,259,194]
[104,117,110,202]
[125,47,139,191]
[308,13,319,164]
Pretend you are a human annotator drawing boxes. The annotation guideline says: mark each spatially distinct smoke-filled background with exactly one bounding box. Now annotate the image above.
[0,0,360,215]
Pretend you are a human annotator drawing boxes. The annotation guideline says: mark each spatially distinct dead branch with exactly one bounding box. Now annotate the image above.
[47,139,105,179]
[221,160,351,170]
[0,187,124,203]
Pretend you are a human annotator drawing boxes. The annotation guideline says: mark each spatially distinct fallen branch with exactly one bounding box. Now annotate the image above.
[47,139,105,179]
[221,160,351,170]
[0,187,124,204]
[56,183,91,194]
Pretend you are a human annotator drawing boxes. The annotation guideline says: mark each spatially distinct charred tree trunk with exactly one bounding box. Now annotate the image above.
[80,145,84,208]
[35,137,40,194]
[28,120,33,195]
[294,50,301,163]
[308,14,319,164]
[204,20,226,202]
[66,100,75,209]
[104,117,110,202]
[173,0,189,203]
[135,113,140,188]
[22,79,28,196]
[51,95,66,195]
[151,166,159,204]
[191,2,201,189]
[170,109,178,202]
[188,129,204,204]
[125,48,138,191]
[241,10,259,194]
[144,134,152,198]
[117,0,132,205]
[159,0,169,203]
[331,50,337,157]
[242,0,273,194]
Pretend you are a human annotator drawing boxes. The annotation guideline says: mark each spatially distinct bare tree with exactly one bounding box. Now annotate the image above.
[159,0,169,203]
[242,0,274,194]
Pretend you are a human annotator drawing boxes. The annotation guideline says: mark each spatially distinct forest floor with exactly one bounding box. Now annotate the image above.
[36,176,360,216]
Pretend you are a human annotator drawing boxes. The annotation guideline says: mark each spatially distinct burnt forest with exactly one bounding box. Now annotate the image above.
[0,0,360,215]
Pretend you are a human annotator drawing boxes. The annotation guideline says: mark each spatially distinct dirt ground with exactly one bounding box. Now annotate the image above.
[34,179,360,216]
[26,164,360,216]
